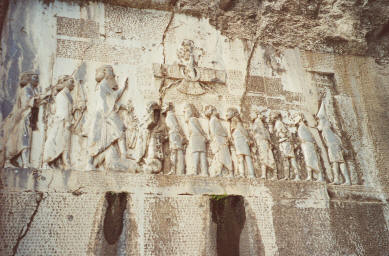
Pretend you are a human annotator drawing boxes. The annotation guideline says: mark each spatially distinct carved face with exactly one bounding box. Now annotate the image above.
[20,72,39,87]
[249,111,258,121]
[226,108,238,120]
[95,68,105,82]
[64,77,75,91]
[204,105,216,118]
[30,74,39,87]
[96,66,114,82]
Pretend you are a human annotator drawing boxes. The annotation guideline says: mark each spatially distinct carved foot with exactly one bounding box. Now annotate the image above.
[3,161,16,168]
[86,163,97,171]
[293,176,301,181]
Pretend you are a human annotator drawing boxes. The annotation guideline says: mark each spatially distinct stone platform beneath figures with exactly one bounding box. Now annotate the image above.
[1,168,389,256]
[0,167,385,200]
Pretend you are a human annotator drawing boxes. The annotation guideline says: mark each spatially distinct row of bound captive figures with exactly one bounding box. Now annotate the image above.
[1,65,352,185]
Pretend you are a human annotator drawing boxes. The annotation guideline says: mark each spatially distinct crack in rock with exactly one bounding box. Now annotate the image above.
[12,192,46,256]
[240,37,259,118]
[159,3,176,105]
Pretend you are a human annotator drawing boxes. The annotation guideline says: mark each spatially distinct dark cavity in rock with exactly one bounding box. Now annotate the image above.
[210,195,246,256]
[103,192,128,245]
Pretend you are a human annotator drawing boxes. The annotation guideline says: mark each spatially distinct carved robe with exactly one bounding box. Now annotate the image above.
[165,111,184,151]
[321,126,344,163]
[187,117,207,153]
[87,79,125,157]
[5,84,37,160]
[298,122,320,171]
[209,115,232,170]
[43,87,73,163]
[230,117,251,156]
[252,117,276,169]
[275,120,294,158]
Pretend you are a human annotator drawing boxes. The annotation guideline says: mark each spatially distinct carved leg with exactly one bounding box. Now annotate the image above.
[291,158,300,181]
[167,150,177,175]
[316,168,324,182]
[281,158,289,180]
[199,152,208,176]
[62,150,71,170]
[246,156,255,178]
[331,162,340,185]
[192,152,200,175]
[260,165,267,179]
[86,157,96,171]
[340,163,351,185]
[306,167,313,181]
[21,149,30,168]
[118,138,127,159]
[176,150,185,175]
[237,155,245,177]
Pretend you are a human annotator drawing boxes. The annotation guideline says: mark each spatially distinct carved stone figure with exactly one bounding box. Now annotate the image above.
[226,107,255,178]
[183,103,208,176]
[317,104,351,185]
[119,100,138,156]
[274,112,300,180]
[162,102,186,175]
[85,65,128,170]
[3,72,41,168]
[42,75,75,169]
[297,114,324,182]
[205,105,233,177]
[135,101,166,174]
[250,109,277,180]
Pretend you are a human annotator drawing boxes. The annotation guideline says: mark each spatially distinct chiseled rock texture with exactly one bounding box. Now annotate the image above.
[1,0,389,255]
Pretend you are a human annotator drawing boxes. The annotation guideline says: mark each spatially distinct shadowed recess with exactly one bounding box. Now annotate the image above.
[103,192,128,245]
[210,195,246,256]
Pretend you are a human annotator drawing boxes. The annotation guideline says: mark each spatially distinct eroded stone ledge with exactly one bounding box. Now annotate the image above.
[0,168,385,205]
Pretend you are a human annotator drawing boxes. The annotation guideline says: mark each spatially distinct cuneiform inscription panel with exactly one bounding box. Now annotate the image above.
[56,39,142,64]
[57,16,99,39]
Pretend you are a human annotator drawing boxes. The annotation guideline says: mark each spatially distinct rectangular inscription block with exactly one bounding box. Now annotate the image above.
[57,16,99,39]
[247,76,265,93]
[56,39,141,64]
[311,72,335,88]
[264,77,283,97]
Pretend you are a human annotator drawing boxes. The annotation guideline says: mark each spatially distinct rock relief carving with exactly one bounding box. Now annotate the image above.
[0,66,358,186]
[134,101,166,174]
[85,65,129,171]
[226,107,255,178]
[153,40,226,96]
[250,107,277,180]
[162,102,187,175]
[317,103,351,185]
[205,105,233,177]
[183,103,208,176]
[297,113,324,182]
[273,111,300,181]
[42,75,75,169]
[2,72,45,168]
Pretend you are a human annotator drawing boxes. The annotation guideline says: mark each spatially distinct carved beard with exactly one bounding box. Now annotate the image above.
[105,76,118,91]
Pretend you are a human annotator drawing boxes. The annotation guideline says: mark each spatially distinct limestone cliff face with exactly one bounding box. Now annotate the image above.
[91,0,389,60]
[1,1,389,255]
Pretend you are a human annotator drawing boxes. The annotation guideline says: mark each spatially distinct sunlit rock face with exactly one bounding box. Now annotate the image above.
[1,1,389,255]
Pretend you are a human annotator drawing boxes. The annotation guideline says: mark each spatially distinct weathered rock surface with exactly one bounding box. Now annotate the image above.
[1,0,389,255]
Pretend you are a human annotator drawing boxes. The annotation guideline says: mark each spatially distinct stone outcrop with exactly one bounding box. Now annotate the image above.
[1,0,389,255]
